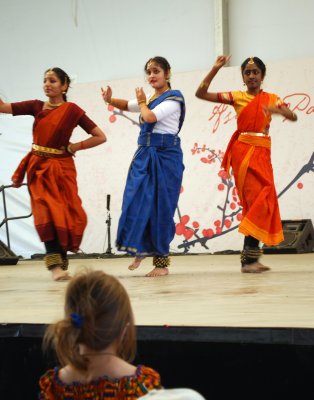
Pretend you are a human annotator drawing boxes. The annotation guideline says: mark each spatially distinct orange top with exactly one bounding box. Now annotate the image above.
[38,365,162,400]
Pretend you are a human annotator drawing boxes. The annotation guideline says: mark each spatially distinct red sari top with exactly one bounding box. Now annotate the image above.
[218,90,284,128]
[11,100,96,147]
[220,90,281,174]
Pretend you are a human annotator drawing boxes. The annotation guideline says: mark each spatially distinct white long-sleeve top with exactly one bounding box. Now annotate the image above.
[128,97,181,134]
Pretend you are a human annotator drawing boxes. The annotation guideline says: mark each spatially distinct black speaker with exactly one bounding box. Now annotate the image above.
[0,240,19,265]
[263,219,314,254]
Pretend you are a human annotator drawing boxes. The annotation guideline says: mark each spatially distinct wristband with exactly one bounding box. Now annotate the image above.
[67,145,76,156]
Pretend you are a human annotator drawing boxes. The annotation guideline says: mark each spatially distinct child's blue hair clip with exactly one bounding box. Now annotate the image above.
[70,312,84,328]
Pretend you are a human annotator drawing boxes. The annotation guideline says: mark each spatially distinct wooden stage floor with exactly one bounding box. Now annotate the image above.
[0,253,314,343]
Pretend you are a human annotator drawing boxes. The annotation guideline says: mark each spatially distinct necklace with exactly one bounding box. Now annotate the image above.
[148,88,170,103]
[47,101,64,108]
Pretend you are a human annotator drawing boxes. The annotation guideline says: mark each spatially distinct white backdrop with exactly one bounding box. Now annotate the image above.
[1,58,313,258]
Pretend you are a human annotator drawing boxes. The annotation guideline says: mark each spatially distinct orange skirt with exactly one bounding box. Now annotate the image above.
[26,154,87,252]
[230,135,283,245]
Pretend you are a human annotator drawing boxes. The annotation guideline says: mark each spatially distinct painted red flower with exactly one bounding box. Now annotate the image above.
[180,215,190,225]
[202,228,214,238]
[184,228,194,240]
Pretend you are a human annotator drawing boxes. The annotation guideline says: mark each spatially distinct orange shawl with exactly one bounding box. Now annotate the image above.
[221,92,284,245]
[12,103,87,252]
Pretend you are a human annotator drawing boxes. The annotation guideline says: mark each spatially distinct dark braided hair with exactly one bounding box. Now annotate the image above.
[45,67,71,101]
[241,57,266,79]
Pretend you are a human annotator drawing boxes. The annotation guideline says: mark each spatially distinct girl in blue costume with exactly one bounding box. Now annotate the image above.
[102,57,185,277]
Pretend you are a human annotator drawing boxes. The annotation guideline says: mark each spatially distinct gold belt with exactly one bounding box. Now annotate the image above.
[240,132,268,137]
[32,144,65,155]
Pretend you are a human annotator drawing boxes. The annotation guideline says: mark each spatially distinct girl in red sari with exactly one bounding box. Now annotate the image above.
[0,68,106,281]
[195,56,297,273]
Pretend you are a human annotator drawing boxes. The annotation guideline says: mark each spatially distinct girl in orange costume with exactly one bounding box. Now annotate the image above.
[0,68,106,280]
[195,56,297,273]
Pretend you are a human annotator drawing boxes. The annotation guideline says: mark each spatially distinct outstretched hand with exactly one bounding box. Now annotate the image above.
[101,86,112,104]
[214,55,231,69]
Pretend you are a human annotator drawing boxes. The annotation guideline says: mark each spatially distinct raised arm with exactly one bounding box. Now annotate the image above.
[195,55,231,103]
[0,98,12,114]
[101,86,128,111]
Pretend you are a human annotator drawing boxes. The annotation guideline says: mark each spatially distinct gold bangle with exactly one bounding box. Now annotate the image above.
[67,144,76,156]
[105,98,113,106]
[199,80,209,89]
[138,101,147,107]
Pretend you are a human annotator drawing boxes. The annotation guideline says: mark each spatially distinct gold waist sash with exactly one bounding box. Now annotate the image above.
[240,132,268,137]
[32,144,65,155]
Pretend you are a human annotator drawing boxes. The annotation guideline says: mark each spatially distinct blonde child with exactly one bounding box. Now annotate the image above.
[38,270,161,398]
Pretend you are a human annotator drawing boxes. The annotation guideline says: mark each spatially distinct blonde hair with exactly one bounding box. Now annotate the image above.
[43,270,136,372]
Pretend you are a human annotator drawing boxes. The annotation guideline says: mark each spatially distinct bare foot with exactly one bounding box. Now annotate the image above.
[255,261,271,271]
[146,267,169,277]
[128,256,145,271]
[241,262,271,273]
[51,266,71,281]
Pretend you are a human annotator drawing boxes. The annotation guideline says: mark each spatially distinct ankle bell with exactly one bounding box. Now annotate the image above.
[240,247,263,266]
[153,256,170,268]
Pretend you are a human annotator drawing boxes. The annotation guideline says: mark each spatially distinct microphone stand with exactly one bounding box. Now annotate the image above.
[105,194,113,255]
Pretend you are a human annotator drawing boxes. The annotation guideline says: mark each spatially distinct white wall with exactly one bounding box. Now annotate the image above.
[228,0,314,66]
[2,0,314,99]
[0,0,215,101]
